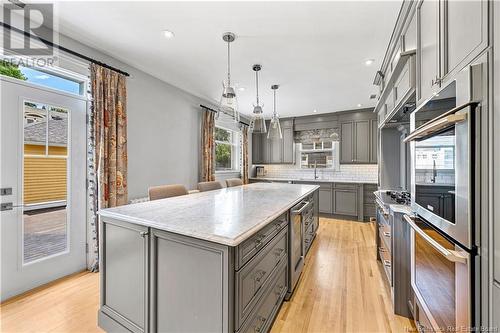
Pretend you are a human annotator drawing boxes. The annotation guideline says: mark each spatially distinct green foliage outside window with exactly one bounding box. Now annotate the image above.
[0,61,27,80]
[215,143,232,169]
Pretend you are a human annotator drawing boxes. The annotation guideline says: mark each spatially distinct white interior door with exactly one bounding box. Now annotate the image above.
[0,77,87,301]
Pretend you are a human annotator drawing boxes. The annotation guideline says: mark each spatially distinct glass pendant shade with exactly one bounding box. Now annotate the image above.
[251,112,267,133]
[267,116,282,139]
[250,64,266,133]
[219,80,239,122]
[267,84,282,139]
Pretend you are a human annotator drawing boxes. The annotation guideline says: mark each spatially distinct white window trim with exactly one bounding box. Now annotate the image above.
[215,125,241,174]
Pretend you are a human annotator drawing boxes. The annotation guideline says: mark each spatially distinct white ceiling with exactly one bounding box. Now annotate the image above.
[54,1,401,117]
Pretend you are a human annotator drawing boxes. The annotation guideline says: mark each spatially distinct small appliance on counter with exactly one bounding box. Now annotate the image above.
[255,166,265,177]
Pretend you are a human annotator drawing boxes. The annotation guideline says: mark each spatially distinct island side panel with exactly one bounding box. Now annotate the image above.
[150,229,233,333]
[99,218,150,333]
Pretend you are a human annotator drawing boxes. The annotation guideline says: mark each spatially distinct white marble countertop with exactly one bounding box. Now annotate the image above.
[249,176,378,184]
[99,182,319,246]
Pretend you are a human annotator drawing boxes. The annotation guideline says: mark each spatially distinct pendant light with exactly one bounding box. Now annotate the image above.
[250,64,267,133]
[219,32,239,123]
[267,84,282,139]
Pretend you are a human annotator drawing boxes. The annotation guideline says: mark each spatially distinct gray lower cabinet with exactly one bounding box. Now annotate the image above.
[332,186,358,217]
[493,283,500,330]
[237,262,288,333]
[318,188,332,213]
[99,219,149,333]
[99,209,297,333]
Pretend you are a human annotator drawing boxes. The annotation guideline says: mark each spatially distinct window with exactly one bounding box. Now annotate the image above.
[215,126,240,172]
[0,60,85,96]
[20,66,83,95]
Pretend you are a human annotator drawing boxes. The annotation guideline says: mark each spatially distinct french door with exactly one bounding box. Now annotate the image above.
[0,76,87,301]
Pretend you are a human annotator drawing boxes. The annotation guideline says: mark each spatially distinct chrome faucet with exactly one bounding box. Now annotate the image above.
[431,160,437,183]
[314,161,319,180]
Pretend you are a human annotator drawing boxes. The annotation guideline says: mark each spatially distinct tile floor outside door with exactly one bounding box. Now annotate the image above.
[0,217,414,333]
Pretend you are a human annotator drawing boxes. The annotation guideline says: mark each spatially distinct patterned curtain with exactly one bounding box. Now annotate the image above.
[242,124,249,184]
[88,63,128,271]
[201,110,216,181]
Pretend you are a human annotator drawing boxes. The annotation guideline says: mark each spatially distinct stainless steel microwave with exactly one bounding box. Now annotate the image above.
[405,64,483,251]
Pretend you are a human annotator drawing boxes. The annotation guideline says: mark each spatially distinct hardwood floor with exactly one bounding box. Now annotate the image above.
[271,218,413,333]
[1,217,413,333]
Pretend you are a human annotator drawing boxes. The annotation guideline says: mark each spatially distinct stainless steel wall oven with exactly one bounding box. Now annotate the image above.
[404,63,483,332]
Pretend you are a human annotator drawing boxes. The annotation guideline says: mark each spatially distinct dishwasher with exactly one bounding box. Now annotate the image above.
[286,200,311,300]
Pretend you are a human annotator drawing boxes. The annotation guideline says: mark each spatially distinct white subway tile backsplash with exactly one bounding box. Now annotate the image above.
[257,164,378,183]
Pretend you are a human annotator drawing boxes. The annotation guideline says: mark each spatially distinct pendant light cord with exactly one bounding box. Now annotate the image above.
[255,70,260,105]
[227,40,231,85]
[273,89,277,117]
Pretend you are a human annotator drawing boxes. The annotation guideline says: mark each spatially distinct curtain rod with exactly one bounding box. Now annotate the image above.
[199,104,250,127]
[1,22,130,77]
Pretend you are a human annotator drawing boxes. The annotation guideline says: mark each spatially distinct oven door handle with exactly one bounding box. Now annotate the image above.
[403,101,478,143]
[403,215,468,264]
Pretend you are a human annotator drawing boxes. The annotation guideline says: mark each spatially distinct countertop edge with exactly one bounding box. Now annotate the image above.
[99,185,321,247]
[250,177,378,184]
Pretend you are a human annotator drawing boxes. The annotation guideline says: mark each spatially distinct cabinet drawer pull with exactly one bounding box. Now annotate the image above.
[383,231,391,237]
[254,269,267,282]
[254,235,265,247]
[274,248,285,257]
[383,260,391,268]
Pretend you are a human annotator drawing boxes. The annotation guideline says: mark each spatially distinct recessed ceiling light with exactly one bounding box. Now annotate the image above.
[364,59,375,66]
[313,109,317,113]
[162,30,175,39]
[357,103,362,107]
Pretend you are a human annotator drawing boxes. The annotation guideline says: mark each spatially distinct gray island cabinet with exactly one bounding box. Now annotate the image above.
[98,183,319,333]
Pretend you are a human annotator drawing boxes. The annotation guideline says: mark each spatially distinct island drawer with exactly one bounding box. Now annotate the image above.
[235,212,288,270]
[378,238,392,286]
[237,260,287,333]
[304,222,316,254]
[235,228,288,329]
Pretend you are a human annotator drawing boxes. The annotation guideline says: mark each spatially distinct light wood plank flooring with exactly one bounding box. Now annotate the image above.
[1,217,413,333]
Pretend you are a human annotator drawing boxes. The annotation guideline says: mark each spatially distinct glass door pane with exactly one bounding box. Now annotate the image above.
[23,101,69,263]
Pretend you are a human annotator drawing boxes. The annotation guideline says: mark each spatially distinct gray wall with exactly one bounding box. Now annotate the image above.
[57,35,214,199]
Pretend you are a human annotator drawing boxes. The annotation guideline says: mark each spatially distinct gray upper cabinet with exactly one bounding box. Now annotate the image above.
[282,126,294,163]
[442,0,488,83]
[417,0,440,106]
[341,118,376,164]
[252,132,263,164]
[370,119,378,163]
[340,122,354,163]
[252,119,294,164]
[354,120,370,163]
[270,136,282,164]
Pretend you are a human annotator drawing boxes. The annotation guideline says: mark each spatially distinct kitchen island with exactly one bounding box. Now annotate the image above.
[97,182,319,333]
